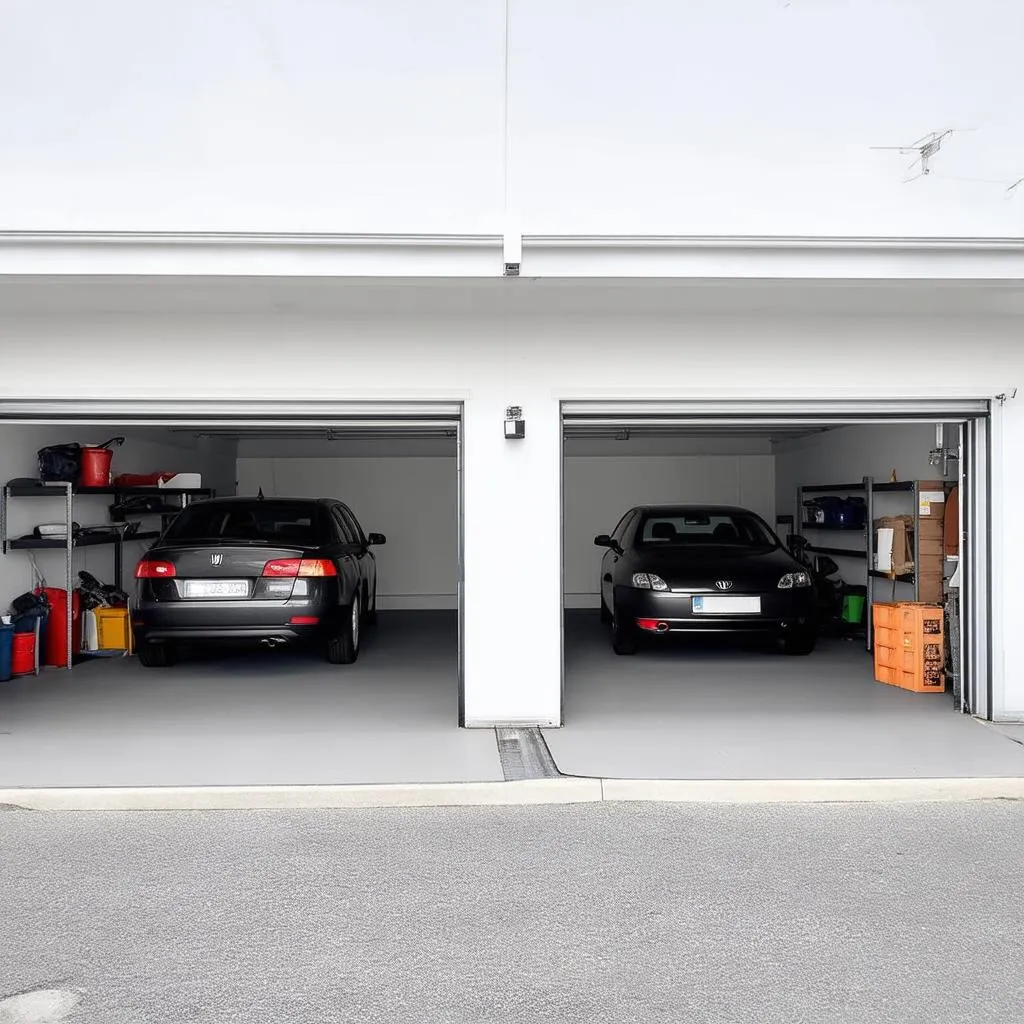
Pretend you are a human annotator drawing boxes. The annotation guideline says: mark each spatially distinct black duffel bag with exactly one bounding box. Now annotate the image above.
[37,443,82,482]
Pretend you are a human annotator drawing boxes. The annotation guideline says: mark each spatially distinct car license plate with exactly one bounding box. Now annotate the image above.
[692,595,761,614]
[182,579,249,599]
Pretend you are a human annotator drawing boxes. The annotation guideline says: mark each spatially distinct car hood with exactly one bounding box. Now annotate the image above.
[635,546,802,591]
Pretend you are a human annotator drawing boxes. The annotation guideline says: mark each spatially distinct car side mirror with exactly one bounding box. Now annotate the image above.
[816,556,839,577]
[367,533,387,546]
[594,534,613,548]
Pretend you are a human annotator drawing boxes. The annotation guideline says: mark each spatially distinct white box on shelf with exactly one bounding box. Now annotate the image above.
[875,528,894,571]
[158,473,202,489]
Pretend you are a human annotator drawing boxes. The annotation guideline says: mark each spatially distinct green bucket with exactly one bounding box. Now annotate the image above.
[842,594,866,624]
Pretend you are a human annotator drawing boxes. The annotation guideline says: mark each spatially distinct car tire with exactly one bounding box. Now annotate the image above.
[137,641,175,668]
[782,627,817,656]
[611,606,638,656]
[327,594,360,665]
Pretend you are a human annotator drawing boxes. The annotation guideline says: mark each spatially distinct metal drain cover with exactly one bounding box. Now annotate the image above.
[495,727,561,781]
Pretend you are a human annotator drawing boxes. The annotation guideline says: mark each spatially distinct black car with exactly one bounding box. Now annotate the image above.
[132,496,385,668]
[595,504,817,656]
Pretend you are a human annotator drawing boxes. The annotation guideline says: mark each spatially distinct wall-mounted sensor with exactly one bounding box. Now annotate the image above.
[504,405,525,439]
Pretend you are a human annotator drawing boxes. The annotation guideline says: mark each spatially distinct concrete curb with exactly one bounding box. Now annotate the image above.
[2,775,1024,810]
[601,776,1024,803]
[0,778,603,811]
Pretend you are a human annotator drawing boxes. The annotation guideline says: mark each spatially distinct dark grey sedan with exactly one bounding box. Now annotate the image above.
[132,496,385,667]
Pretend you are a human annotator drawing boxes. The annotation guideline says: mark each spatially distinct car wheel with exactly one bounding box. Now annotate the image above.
[611,606,637,656]
[327,594,361,665]
[599,597,612,625]
[782,627,817,656]
[137,641,175,668]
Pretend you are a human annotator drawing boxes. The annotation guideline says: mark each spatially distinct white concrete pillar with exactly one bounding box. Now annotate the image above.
[461,389,562,726]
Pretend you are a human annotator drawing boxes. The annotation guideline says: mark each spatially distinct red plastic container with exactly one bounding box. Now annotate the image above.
[37,587,82,666]
[12,632,36,675]
[80,446,114,487]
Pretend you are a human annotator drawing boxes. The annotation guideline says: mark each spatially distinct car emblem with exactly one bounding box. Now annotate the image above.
[715,580,733,591]
[210,554,223,566]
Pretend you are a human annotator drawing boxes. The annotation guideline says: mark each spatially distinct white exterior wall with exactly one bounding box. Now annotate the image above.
[0,298,1020,722]
[2,0,1022,237]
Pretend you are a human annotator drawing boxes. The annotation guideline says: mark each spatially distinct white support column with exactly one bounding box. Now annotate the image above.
[461,390,562,726]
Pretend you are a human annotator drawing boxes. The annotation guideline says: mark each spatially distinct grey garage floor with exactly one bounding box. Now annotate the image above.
[0,612,503,788]
[546,611,1024,780]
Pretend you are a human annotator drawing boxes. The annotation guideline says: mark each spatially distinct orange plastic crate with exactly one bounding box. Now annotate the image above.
[872,602,945,693]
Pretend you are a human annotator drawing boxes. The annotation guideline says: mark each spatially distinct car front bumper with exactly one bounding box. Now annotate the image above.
[614,585,817,634]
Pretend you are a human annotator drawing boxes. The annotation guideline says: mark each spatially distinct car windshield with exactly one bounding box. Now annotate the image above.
[636,511,778,549]
[163,501,321,546]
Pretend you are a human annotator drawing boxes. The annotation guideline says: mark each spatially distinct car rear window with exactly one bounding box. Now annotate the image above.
[637,512,777,548]
[163,501,323,546]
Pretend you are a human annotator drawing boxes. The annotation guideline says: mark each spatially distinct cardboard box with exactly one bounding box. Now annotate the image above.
[917,481,946,520]
[917,572,945,604]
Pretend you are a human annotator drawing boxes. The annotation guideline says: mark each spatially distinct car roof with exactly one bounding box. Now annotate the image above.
[632,504,756,516]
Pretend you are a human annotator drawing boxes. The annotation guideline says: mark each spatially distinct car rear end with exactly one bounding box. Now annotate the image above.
[132,499,341,653]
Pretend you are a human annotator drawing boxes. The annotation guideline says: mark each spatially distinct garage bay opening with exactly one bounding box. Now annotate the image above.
[555,400,993,780]
[0,403,467,786]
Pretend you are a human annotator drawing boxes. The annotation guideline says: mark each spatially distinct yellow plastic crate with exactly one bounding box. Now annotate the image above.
[94,607,133,653]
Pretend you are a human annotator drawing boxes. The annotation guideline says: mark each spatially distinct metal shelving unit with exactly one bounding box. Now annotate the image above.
[795,476,924,652]
[1,481,212,670]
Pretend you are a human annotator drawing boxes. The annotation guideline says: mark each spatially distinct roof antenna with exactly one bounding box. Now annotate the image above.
[257,487,265,500]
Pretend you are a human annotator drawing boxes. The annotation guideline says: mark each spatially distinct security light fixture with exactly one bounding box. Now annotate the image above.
[504,405,525,440]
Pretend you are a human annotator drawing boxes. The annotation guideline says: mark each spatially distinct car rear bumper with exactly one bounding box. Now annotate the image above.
[132,599,339,645]
[614,586,816,634]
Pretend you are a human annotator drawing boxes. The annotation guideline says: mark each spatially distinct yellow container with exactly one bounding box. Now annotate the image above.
[94,607,132,653]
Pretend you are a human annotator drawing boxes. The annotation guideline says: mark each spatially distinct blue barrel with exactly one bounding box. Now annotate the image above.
[0,623,14,682]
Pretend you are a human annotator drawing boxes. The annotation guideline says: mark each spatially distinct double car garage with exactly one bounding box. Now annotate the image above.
[0,389,1010,787]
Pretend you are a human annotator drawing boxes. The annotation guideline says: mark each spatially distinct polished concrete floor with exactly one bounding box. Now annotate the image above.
[0,612,502,788]
[3,609,1024,788]
[547,611,1024,780]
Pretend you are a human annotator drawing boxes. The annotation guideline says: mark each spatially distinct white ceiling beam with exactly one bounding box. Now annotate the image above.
[0,231,1020,281]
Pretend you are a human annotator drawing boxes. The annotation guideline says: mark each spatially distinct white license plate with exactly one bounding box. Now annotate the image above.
[182,579,249,599]
[692,595,761,614]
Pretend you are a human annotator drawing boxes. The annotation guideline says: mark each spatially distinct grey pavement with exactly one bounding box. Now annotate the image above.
[2,803,1023,1023]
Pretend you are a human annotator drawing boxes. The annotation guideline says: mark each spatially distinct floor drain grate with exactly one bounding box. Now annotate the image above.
[495,727,562,781]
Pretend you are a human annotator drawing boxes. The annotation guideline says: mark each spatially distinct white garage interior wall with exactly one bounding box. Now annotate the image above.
[563,439,775,608]
[564,422,958,605]
[236,445,458,611]
[0,425,237,606]
[774,422,957,589]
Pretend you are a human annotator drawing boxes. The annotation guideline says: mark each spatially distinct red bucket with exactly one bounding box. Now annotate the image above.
[12,632,36,675]
[79,436,124,488]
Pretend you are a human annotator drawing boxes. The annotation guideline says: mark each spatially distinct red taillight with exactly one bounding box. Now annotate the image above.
[289,616,320,626]
[262,558,337,578]
[136,560,176,579]
[636,618,669,633]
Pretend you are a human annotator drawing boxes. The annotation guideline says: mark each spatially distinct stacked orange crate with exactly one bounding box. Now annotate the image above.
[872,602,945,693]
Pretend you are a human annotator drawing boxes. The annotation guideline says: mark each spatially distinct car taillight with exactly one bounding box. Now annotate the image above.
[262,558,338,578]
[136,560,176,579]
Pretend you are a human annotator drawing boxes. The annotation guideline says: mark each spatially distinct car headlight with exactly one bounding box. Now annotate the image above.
[778,572,812,589]
[632,572,669,591]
